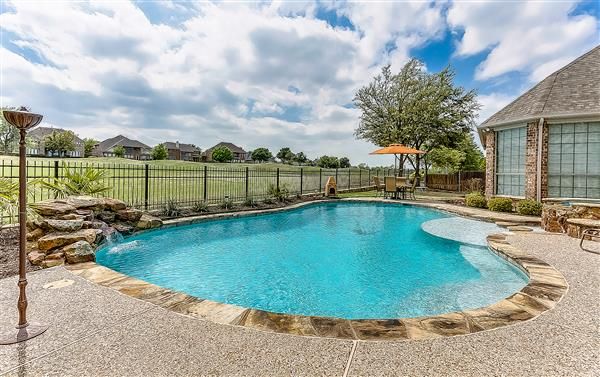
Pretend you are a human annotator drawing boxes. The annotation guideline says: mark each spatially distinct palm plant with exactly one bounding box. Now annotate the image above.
[0,178,39,225]
[40,164,111,198]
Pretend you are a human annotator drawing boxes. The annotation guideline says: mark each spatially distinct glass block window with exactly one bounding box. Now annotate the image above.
[495,126,526,196]
[548,122,600,198]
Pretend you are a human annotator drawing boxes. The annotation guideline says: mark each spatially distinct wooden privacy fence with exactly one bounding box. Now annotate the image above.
[425,171,485,192]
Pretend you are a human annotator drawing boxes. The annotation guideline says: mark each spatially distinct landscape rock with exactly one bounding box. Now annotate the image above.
[27,251,46,265]
[97,211,116,223]
[32,200,77,216]
[112,222,134,235]
[42,258,64,268]
[45,219,84,232]
[37,229,101,252]
[60,213,86,221]
[136,214,163,230]
[63,241,95,264]
[45,251,65,260]
[26,228,45,241]
[116,208,143,222]
[103,198,127,211]
[65,196,105,210]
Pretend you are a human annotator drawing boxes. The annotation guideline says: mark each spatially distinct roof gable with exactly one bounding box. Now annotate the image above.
[206,142,246,154]
[29,127,84,143]
[480,45,600,128]
[97,135,151,151]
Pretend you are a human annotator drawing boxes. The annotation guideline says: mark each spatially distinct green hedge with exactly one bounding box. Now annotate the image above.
[516,199,543,216]
[465,192,487,208]
[487,197,514,212]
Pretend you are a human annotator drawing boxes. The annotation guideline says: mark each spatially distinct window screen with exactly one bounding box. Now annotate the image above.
[495,127,526,196]
[548,122,600,198]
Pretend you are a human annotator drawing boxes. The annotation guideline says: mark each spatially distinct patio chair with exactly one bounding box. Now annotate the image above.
[395,177,408,199]
[403,178,417,200]
[373,176,385,197]
[384,176,398,199]
[580,228,600,254]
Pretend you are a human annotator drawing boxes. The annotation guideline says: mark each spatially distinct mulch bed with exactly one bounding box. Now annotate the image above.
[0,227,41,279]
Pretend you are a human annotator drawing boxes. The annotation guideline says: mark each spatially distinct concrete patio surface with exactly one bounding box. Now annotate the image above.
[0,232,598,376]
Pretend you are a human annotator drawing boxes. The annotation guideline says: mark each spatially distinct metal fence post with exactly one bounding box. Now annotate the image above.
[276,168,280,190]
[245,166,249,199]
[368,169,371,187]
[144,164,149,210]
[348,169,351,189]
[53,160,59,179]
[359,169,362,188]
[300,168,303,195]
[319,168,322,192]
[335,168,338,185]
[203,166,208,201]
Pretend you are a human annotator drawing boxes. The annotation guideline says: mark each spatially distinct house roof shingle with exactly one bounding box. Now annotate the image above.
[29,126,83,144]
[205,142,247,154]
[479,45,600,129]
[163,142,200,153]
[96,135,151,152]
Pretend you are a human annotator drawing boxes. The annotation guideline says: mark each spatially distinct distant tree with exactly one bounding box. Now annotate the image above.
[358,163,369,169]
[44,130,76,157]
[316,155,340,168]
[113,145,125,158]
[276,147,295,164]
[428,147,465,173]
[211,146,233,162]
[83,138,98,158]
[151,144,168,160]
[458,134,485,171]
[251,147,272,162]
[293,151,308,165]
[339,157,351,168]
[0,107,19,154]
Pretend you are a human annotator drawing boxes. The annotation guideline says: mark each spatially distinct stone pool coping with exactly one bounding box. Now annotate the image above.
[66,199,566,341]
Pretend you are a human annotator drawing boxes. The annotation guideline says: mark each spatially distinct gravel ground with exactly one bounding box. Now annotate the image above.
[0,226,41,279]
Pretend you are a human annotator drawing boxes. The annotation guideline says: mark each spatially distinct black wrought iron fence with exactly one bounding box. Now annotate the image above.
[0,160,393,220]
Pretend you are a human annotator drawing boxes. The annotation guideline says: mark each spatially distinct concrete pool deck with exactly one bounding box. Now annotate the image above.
[1,231,598,376]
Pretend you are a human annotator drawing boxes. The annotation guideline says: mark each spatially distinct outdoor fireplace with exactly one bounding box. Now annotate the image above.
[325,176,337,197]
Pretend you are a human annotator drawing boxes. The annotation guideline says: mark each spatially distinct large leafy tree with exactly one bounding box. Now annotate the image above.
[113,145,125,158]
[0,107,19,154]
[211,146,233,162]
[251,147,272,162]
[44,130,76,157]
[83,138,98,158]
[151,144,168,160]
[293,151,308,165]
[354,60,480,181]
[276,147,294,164]
[339,157,351,168]
[316,155,340,168]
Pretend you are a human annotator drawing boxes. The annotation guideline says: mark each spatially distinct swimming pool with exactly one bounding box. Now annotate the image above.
[96,202,528,319]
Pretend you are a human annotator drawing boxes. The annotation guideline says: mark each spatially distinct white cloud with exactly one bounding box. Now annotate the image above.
[448,0,598,81]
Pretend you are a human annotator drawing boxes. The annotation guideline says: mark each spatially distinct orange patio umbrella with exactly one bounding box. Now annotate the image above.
[370,144,426,176]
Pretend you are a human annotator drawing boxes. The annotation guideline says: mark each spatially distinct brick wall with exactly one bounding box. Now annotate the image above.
[484,131,495,198]
[540,121,549,199]
[525,121,539,199]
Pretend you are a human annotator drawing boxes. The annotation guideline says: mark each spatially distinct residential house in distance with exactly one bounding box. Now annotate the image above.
[92,135,152,160]
[27,126,84,157]
[163,141,201,162]
[203,142,249,162]
[479,45,600,201]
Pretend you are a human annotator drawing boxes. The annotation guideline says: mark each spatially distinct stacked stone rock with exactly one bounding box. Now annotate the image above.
[26,196,162,268]
[541,202,600,237]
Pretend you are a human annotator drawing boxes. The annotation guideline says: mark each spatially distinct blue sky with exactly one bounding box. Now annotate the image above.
[1,1,598,164]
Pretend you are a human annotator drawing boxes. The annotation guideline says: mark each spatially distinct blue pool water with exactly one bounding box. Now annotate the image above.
[96,202,527,319]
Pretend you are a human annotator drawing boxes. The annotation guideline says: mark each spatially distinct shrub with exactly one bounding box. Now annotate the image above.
[487,197,514,212]
[192,201,209,213]
[465,192,487,208]
[39,163,111,198]
[516,199,543,216]
[161,199,181,217]
[267,183,290,202]
[220,198,235,210]
[243,197,258,208]
[463,178,483,193]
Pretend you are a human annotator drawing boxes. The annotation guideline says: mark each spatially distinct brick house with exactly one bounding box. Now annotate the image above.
[27,127,84,157]
[92,135,151,160]
[203,142,248,162]
[163,141,201,161]
[478,45,599,201]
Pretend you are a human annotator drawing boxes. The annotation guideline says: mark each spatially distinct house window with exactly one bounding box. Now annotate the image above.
[548,122,600,198]
[495,126,526,197]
